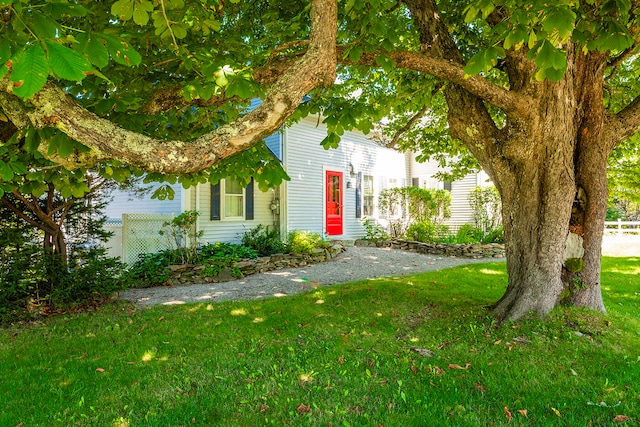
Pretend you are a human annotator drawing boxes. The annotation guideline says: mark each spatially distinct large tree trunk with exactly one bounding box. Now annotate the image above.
[492,135,576,320]
[562,52,610,312]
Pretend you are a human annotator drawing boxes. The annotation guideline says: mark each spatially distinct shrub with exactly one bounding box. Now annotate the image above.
[453,224,485,244]
[241,224,287,256]
[361,218,389,242]
[51,247,127,304]
[159,210,202,264]
[200,242,258,278]
[405,221,449,244]
[287,230,329,254]
[122,250,177,288]
[482,226,504,244]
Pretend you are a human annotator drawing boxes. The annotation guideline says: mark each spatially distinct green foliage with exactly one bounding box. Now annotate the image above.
[405,221,449,244]
[240,224,286,256]
[468,185,502,231]
[453,224,485,244]
[49,247,127,304]
[360,218,389,242]
[481,225,504,244]
[200,242,258,278]
[122,250,175,288]
[286,230,329,254]
[159,210,202,264]
[379,186,451,238]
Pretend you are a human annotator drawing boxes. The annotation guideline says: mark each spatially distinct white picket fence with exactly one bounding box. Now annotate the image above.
[604,219,640,235]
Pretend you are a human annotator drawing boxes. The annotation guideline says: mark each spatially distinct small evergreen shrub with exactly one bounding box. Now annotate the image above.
[241,224,287,256]
[51,247,127,304]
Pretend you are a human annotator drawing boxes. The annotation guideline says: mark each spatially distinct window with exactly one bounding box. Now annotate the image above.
[224,180,244,219]
[210,179,254,221]
[363,175,374,216]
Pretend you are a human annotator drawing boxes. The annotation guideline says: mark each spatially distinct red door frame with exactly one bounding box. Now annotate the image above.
[325,170,343,235]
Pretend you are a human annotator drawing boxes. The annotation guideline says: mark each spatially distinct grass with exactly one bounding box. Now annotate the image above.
[1,257,639,426]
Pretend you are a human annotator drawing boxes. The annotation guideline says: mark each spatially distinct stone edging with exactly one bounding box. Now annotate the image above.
[165,242,346,286]
[355,239,505,258]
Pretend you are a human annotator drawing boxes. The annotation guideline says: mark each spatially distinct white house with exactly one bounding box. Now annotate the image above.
[104,114,489,262]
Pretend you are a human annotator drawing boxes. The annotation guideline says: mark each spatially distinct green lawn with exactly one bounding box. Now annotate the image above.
[1,257,639,426]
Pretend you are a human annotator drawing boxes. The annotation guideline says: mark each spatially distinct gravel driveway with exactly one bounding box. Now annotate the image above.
[119,246,503,307]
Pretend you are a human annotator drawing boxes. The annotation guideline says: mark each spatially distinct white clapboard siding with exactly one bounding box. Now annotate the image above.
[283,117,407,239]
[103,183,183,222]
[448,173,479,226]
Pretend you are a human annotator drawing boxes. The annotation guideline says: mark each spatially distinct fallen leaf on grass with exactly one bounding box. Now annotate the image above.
[517,409,528,418]
[513,336,531,344]
[260,403,267,413]
[95,368,105,372]
[613,415,629,423]
[448,363,471,370]
[551,407,562,417]
[433,366,445,376]
[504,406,512,423]
[410,347,436,357]
[296,403,311,415]
[158,316,164,322]
[474,382,487,392]
[124,361,136,365]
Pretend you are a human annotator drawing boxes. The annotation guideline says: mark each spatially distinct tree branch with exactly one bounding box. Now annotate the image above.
[338,47,531,117]
[387,104,429,149]
[603,96,640,149]
[0,0,337,175]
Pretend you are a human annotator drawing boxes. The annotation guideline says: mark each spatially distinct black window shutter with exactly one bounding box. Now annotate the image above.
[245,178,254,220]
[355,172,362,219]
[444,181,452,192]
[210,183,221,220]
[412,177,420,187]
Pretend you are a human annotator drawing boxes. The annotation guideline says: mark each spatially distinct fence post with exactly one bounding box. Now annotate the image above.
[618,218,623,236]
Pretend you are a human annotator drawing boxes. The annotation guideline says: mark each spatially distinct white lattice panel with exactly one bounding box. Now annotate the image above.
[122,214,174,264]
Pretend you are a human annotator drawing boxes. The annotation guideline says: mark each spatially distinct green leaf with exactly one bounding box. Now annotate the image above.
[30,11,62,39]
[0,161,14,181]
[535,40,567,70]
[132,0,154,26]
[543,7,576,40]
[321,132,341,149]
[172,23,188,39]
[21,128,40,152]
[10,44,49,98]
[101,34,142,66]
[226,78,254,99]
[77,33,109,69]
[348,46,363,62]
[464,46,504,75]
[9,161,28,176]
[44,2,88,18]
[45,41,91,81]
[375,53,394,72]
[111,0,133,20]
[0,39,10,78]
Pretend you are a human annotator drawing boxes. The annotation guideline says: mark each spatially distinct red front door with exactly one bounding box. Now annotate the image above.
[326,171,343,235]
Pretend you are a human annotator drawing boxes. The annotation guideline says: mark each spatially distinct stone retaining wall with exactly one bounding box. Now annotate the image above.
[165,242,345,286]
[356,239,505,258]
